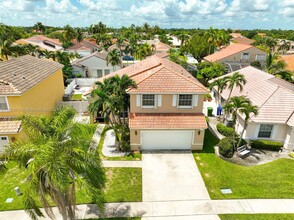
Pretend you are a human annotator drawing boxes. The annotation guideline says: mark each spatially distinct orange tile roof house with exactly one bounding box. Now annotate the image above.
[229,33,255,45]
[89,55,209,150]
[204,43,267,73]
[210,66,294,150]
[15,35,63,52]
[0,55,64,152]
[66,38,100,57]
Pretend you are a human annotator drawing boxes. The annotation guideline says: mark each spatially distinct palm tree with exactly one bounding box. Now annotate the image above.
[225,72,247,103]
[0,38,13,60]
[4,107,105,220]
[89,75,137,151]
[76,28,84,43]
[106,49,121,71]
[204,27,216,54]
[278,39,291,54]
[209,78,228,108]
[41,50,55,59]
[135,43,152,60]
[237,101,258,148]
[223,96,251,129]
[266,51,287,75]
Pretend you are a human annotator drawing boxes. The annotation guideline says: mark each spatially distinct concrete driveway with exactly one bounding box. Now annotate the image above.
[142,151,210,202]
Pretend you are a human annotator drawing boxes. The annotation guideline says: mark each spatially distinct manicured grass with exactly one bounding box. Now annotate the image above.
[98,128,142,161]
[219,214,294,220]
[193,130,294,199]
[71,94,83,101]
[0,165,142,211]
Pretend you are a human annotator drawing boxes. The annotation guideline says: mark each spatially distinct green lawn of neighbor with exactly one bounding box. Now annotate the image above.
[219,214,294,220]
[70,94,83,101]
[193,130,294,199]
[0,163,142,211]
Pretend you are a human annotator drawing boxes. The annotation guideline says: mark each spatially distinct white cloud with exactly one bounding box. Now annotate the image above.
[44,0,77,13]
[79,0,119,11]
[0,0,37,12]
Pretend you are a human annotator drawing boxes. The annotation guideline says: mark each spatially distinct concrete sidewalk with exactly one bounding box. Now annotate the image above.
[1,199,294,220]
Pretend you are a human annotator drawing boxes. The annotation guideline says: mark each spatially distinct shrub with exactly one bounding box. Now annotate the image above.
[218,137,234,158]
[216,123,236,137]
[289,152,294,158]
[251,140,283,151]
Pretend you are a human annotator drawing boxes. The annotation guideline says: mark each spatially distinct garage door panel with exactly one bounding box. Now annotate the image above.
[141,130,193,150]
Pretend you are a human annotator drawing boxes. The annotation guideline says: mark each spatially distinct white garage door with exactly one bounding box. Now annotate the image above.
[141,130,193,150]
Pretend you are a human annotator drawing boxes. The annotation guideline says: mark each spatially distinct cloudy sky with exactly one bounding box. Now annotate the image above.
[0,0,293,29]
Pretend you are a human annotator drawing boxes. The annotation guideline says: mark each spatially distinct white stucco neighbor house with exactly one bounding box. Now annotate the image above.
[72,51,121,78]
[210,66,294,150]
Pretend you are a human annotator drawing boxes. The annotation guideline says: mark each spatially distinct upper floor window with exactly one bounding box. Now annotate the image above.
[178,94,193,108]
[142,94,155,108]
[0,97,9,111]
[256,54,266,61]
[242,53,250,60]
[96,69,103,78]
[258,124,273,138]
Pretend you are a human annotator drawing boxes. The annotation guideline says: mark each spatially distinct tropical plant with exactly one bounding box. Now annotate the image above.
[33,22,45,33]
[209,77,227,107]
[89,75,137,151]
[41,50,55,59]
[237,102,259,148]
[4,107,105,220]
[185,34,211,60]
[224,72,247,102]
[198,62,226,82]
[266,51,287,74]
[135,43,152,60]
[106,48,121,70]
[278,39,291,54]
[76,28,84,43]
[204,27,216,54]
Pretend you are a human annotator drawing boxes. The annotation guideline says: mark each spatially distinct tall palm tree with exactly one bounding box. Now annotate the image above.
[266,51,287,75]
[5,107,105,220]
[223,96,251,129]
[106,49,121,71]
[209,77,228,107]
[135,43,152,60]
[237,102,259,148]
[89,75,137,151]
[0,38,13,60]
[76,28,84,43]
[204,27,216,54]
[225,72,247,103]
[41,50,55,59]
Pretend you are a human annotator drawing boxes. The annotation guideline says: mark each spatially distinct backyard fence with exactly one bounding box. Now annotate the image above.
[57,101,89,113]
[64,78,98,95]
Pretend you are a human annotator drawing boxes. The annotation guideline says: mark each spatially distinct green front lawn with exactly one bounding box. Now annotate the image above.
[193,130,294,199]
[0,163,142,211]
[219,214,294,220]
[98,128,141,161]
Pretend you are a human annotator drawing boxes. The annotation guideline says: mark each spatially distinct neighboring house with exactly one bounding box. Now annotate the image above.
[168,35,181,48]
[276,39,294,54]
[0,55,64,152]
[229,33,255,45]
[280,54,294,72]
[87,55,208,151]
[72,51,121,78]
[152,42,172,53]
[66,38,100,57]
[210,66,294,150]
[15,35,63,51]
[203,43,267,72]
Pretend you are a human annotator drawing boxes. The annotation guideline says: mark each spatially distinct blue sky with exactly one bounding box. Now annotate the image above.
[0,0,293,29]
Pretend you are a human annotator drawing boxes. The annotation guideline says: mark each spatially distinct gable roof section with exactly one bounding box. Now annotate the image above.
[204,43,254,62]
[0,55,63,95]
[72,51,108,67]
[88,55,207,94]
[212,66,294,125]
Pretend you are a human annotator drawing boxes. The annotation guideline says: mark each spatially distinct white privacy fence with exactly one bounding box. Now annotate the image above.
[64,78,98,95]
[57,101,89,113]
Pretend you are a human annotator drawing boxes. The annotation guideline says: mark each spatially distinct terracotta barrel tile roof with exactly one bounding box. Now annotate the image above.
[0,55,63,95]
[129,113,207,129]
[0,120,22,134]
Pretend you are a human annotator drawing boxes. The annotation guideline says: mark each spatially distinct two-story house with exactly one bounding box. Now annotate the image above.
[87,55,208,151]
[203,43,267,73]
[0,55,64,152]
[72,51,121,78]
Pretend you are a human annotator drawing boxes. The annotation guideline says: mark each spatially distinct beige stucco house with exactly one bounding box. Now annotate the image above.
[204,43,267,72]
[210,66,294,150]
[87,55,209,151]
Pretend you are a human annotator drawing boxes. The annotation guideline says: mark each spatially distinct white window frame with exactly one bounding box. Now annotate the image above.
[0,96,10,112]
[257,124,274,139]
[177,94,193,109]
[104,69,110,75]
[242,52,250,60]
[255,54,266,61]
[141,94,156,109]
[96,69,103,78]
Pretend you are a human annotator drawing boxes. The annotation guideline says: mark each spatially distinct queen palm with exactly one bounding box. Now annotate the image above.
[5,107,105,220]
[41,50,55,59]
[76,28,84,43]
[0,38,13,60]
[266,51,287,75]
[204,27,216,54]
[209,77,228,108]
[135,43,152,60]
[237,102,259,148]
[278,39,291,54]
[106,49,121,70]
[225,72,247,103]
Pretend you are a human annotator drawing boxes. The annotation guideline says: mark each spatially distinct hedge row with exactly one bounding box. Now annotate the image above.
[216,123,236,137]
[251,140,283,151]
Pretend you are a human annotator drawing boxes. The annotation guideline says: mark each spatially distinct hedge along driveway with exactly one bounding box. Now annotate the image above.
[193,130,294,199]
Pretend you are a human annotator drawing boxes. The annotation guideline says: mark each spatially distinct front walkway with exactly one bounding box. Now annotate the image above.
[2,199,294,219]
[142,152,210,202]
